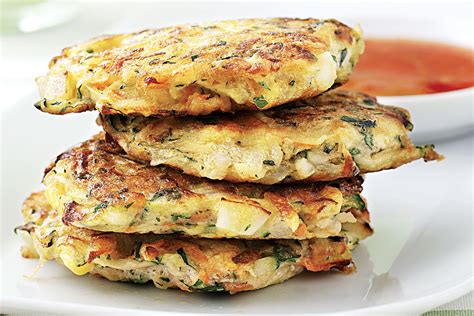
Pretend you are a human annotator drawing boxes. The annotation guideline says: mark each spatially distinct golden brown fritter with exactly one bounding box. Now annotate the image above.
[17,191,364,294]
[34,18,364,117]
[100,90,442,184]
[42,134,372,240]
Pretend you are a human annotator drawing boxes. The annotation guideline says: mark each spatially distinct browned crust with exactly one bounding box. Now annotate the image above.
[100,90,442,184]
[18,191,361,293]
[41,134,370,239]
[35,18,363,116]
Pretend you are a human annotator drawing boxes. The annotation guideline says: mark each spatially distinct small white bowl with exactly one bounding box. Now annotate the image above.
[378,88,474,143]
[341,13,474,143]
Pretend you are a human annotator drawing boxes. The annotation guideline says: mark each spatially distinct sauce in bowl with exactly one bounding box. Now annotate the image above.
[343,39,474,96]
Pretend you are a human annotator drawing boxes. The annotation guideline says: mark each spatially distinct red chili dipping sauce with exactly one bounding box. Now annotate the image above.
[343,39,474,96]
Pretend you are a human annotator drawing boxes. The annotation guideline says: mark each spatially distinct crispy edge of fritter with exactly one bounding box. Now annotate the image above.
[100,90,443,184]
[34,18,363,116]
[16,191,358,293]
[41,134,370,239]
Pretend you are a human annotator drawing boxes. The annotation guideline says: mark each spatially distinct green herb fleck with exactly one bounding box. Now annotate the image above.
[140,207,149,220]
[259,81,271,91]
[340,48,347,66]
[262,231,270,238]
[405,121,414,131]
[134,241,142,261]
[289,80,295,86]
[150,188,182,201]
[192,279,203,287]
[86,48,94,53]
[323,144,335,154]
[119,83,126,90]
[351,194,366,209]
[218,54,239,60]
[340,116,376,149]
[163,60,176,65]
[171,213,191,222]
[290,200,305,205]
[363,132,374,149]
[189,279,225,292]
[76,84,83,100]
[151,256,162,265]
[191,54,199,62]
[273,244,300,269]
[177,248,190,266]
[363,98,374,106]
[263,160,275,166]
[253,95,268,108]
[94,202,108,212]
[396,135,405,148]
[160,277,170,282]
[331,55,337,63]
[175,84,185,87]
[244,224,251,231]
[340,116,376,128]
[349,147,361,156]
[124,202,134,209]
[217,40,227,46]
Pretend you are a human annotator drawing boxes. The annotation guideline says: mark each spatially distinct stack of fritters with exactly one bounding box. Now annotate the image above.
[17,18,441,293]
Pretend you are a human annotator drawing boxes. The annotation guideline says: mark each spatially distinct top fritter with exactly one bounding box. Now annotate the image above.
[34,18,364,117]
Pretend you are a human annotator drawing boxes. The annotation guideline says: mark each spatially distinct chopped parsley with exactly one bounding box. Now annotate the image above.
[177,248,190,266]
[340,116,376,128]
[396,135,405,148]
[253,95,268,108]
[323,143,335,154]
[94,202,108,212]
[76,84,83,100]
[151,257,162,265]
[171,213,191,222]
[363,98,375,106]
[351,194,366,209]
[290,200,304,205]
[134,241,142,261]
[259,81,271,91]
[189,279,225,292]
[349,147,361,156]
[263,159,275,166]
[150,188,182,201]
[340,116,376,149]
[340,48,347,66]
[273,244,300,269]
[191,54,199,62]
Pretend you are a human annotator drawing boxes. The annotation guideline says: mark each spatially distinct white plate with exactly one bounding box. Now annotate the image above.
[1,2,473,314]
[1,93,473,315]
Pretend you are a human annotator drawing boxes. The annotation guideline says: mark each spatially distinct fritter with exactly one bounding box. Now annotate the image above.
[34,18,364,117]
[42,134,372,240]
[17,191,367,293]
[100,90,442,184]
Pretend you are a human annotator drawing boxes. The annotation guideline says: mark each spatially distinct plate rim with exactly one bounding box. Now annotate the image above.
[1,277,472,315]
